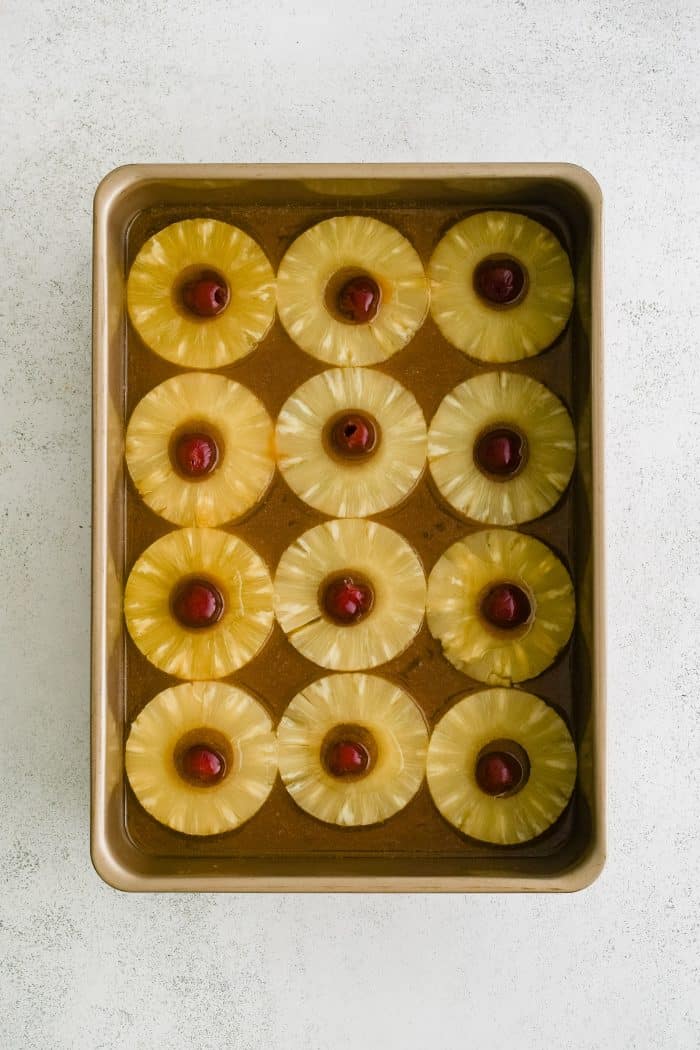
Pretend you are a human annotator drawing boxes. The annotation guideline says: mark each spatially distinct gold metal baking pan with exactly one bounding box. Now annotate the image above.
[92,164,604,891]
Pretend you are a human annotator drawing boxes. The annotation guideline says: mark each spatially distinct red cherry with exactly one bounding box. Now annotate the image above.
[475,428,524,477]
[326,740,371,777]
[172,578,224,629]
[174,432,219,477]
[475,750,524,796]
[182,277,229,317]
[323,576,374,625]
[330,413,377,457]
[474,257,525,305]
[181,745,226,785]
[337,276,381,323]
[481,583,531,630]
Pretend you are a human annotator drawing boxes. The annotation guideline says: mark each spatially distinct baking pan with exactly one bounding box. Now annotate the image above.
[92,163,604,891]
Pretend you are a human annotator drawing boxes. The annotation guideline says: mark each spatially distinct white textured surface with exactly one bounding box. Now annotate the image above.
[1,0,699,1046]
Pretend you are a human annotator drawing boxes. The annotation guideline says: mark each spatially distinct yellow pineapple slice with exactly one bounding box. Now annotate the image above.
[126,681,277,836]
[427,529,574,685]
[276,367,427,517]
[274,519,426,670]
[276,216,429,366]
[124,528,273,679]
[427,688,576,844]
[126,372,274,527]
[429,211,574,362]
[428,372,575,525]
[127,219,275,369]
[277,673,427,826]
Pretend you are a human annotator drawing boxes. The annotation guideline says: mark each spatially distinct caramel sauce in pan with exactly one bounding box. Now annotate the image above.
[122,198,592,864]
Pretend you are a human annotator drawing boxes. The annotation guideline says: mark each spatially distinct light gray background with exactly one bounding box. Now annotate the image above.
[1,1,698,1047]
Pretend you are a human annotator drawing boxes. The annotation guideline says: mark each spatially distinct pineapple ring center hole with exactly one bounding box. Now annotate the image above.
[174,266,231,319]
[174,727,234,787]
[473,255,528,308]
[325,268,382,324]
[475,738,530,798]
[478,580,534,635]
[474,423,528,480]
[169,421,224,480]
[321,723,377,780]
[323,409,381,461]
[170,575,226,630]
[319,571,375,626]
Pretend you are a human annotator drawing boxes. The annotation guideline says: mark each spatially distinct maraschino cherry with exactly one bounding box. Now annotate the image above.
[172,578,224,628]
[325,739,371,778]
[181,745,227,785]
[330,413,377,457]
[174,432,219,477]
[323,576,374,625]
[481,583,531,630]
[475,749,525,797]
[337,275,381,323]
[182,276,230,317]
[475,428,524,477]
[474,257,525,306]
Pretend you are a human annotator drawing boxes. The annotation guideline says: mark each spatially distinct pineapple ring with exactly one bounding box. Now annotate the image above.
[126,373,275,527]
[274,519,426,670]
[125,528,273,680]
[429,211,574,362]
[276,216,429,366]
[277,673,428,826]
[428,372,576,525]
[126,681,277,836]
[427,530,575,684]
[427,688,576,844]
[276,367,427,517]
[127,219,276,369]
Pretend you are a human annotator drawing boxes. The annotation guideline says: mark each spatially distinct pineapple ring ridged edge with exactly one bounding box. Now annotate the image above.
[276,216,429,366]
[277,673,428,826]
[275,367,427,517]
[428,210,574,362]
[127,218,276,369]
[126,372,275,527]
[427,688,576,844]
[273,519,427,671]
[426,529,575,685]
[427,371,576,525]
[124,527,274,680]
[125,681,277,836]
